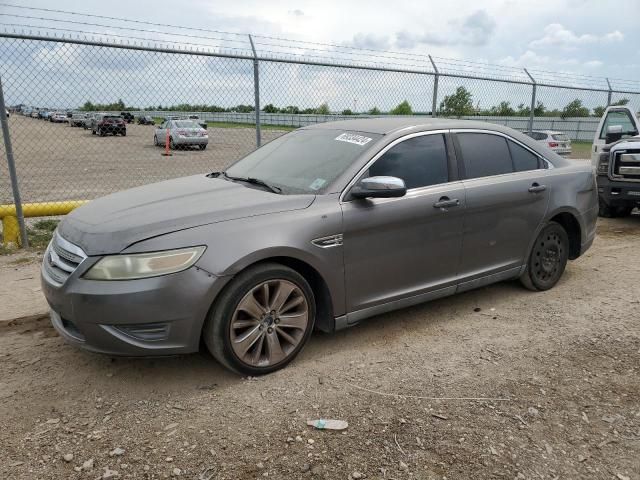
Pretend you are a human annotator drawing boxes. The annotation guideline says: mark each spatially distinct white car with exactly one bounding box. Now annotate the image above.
[154,119,208,150]
[525,130,572,156]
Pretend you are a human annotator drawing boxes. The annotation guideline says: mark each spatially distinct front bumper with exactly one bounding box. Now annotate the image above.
[597,175,640,206]
[41,261,229,356]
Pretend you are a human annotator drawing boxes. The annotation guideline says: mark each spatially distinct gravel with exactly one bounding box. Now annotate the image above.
[0,216,639,478]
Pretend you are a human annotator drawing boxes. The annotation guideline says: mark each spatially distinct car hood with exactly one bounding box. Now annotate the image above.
[58,175,315,255]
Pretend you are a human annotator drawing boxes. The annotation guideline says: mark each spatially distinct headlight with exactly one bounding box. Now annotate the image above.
[84,246,206,280]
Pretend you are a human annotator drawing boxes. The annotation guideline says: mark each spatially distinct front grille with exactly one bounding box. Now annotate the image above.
[44,232,87,285]
[611,150,640,183]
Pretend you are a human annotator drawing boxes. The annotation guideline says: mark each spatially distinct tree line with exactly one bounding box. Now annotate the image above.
[79,88,630,118]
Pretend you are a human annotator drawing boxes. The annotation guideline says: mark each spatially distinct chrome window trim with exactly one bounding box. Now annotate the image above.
[340,129,449,203]
[452,128,554,176]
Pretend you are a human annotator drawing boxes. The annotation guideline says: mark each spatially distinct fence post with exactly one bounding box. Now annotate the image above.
[524,69,536,134]
[248,34,261,147]
[0,75,29,248]
[606,78,612,106]
[428,55,439,117]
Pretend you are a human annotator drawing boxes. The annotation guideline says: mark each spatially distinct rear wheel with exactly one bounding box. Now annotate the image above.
[169,137,175,150]
[520,222,569,291]
[199,144,207,150]
[203,263,315,375]
[153,135,159,146]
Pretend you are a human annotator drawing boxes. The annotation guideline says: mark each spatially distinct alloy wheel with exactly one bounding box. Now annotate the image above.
[229,279,309,367]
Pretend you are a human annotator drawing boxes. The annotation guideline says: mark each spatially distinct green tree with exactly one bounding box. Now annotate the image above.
[561,99,589,119]
[368,106,381,115]
[439,87,474,117]
[341,109,353,115]
[489,101,515,116]
[534,101,546,116]
[262,104,279,113]
[593,106,606,118]
[316,103,330,115]
[390,100,412,115]
[613,98,629,106]
[282,105,300,114]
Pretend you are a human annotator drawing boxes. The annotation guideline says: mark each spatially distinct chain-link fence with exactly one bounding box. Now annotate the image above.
[1,31,640,246]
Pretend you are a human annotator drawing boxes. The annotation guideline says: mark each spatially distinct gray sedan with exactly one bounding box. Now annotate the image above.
[154,119,208,150]
[41,118,598,375]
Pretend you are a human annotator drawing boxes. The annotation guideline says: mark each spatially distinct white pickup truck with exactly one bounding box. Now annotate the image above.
[591,106,640,217]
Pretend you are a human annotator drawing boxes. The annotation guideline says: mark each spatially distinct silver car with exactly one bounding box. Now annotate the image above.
[525,130,572,156]
[41,118,597,375]
[154,119,208,150]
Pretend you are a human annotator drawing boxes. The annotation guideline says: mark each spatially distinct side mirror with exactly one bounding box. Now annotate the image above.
[350,176,407,199]
[605,124,624,144]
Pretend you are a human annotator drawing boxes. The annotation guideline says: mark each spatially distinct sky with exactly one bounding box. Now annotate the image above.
[1,0,639,112]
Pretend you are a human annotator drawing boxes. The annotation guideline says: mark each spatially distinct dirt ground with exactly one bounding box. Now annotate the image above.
[0,116,287,205]
[0,216,638,479]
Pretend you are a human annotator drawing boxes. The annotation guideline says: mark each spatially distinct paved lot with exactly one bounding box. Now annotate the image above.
[0,216,638,479]
[0,116,286,205]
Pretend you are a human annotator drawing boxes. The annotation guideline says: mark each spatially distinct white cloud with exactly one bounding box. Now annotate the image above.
[395,10,496,48]
[583,60,603,68]
[345,33,391,51]
[529,24,624,49]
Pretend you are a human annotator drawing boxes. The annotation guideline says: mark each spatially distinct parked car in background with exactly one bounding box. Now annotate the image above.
[525,130,572,156]
[69,113,87,127]
[30,111,39,119]
[137,115,155,125]
[154,119,208,149]
[188,114,208,129]
[120,111,134,123]
[83,113,97,130]
[591,105,640,217]
[92,114,126,136]
[43,118,597,375]
[50,112,67,123]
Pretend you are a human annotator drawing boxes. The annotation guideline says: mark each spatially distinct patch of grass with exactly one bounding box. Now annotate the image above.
[205,121,296,131]
[570,140,592,159]
[27,219,59,249]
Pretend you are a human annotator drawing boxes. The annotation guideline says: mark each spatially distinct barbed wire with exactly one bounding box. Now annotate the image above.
[0,2,638,91]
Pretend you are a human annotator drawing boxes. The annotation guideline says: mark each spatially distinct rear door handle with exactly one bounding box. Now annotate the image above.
[528,183,547,193]
[433,197,460,209]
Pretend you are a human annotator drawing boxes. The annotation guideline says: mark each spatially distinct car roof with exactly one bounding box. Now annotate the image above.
[304,117,572,168]
[302,117,522,135]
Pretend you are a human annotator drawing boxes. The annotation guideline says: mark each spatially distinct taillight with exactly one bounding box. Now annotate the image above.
[548,142,559,148]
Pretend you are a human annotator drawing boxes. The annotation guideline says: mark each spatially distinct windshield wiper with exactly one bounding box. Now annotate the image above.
[222,172,282,194]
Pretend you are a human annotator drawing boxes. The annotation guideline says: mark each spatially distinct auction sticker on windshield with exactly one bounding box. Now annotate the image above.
[335,133,372,146]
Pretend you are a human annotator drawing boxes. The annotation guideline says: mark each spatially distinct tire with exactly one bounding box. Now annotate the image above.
[598,198,616,218]
[614,206,633,217]
[520,221,569,292]
[121,131,126,137]
[99,128,105,137]
[153,135,159,146]
[199,144,207,150]
[169,137,175,150]
[91,129,96,135]
[203,263,316,376]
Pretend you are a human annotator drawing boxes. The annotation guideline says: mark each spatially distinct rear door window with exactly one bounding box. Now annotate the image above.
[368,134,449,189]
[457,133,513,179]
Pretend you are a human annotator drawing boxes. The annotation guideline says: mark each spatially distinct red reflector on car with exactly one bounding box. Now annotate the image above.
[548,142,559,148]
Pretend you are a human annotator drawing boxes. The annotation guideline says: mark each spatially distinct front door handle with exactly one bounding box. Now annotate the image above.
[433,197,460,209]
[528,183,547,193]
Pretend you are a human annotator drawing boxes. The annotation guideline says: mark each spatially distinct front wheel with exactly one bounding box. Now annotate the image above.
[520,221,569,291]
[203,263,316,375]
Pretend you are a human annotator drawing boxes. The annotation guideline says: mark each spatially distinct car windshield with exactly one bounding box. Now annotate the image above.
[552,134,569,141]
[174,120,199,128]
[225,129,381,194]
